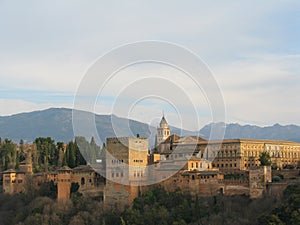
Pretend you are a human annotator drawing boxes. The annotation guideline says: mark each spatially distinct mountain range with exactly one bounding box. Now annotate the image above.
[0,108,299,145]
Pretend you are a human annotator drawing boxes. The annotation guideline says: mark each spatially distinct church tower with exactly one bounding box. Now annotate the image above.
[156,114,171,144]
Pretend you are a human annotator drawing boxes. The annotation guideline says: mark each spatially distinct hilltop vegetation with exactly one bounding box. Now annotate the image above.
[0,136,104,172]
[0,185,299,225]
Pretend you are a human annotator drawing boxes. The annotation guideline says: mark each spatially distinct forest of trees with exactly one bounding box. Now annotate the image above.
[0,136,104,173]
[0,184,299,225]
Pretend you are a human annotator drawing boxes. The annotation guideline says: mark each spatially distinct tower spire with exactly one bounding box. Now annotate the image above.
[157,112,171,145]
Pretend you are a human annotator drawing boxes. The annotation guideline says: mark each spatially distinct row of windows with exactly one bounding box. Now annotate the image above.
[111,172,124,178]
[134,171,143,177]
[111,171,144,178]
[243,145,263,149]
[199,175,215,179]
[210,145,239,150]
[80,177,92,185]
[8,180,23,184]
[111,159,124,164]
[59,179,71,182]
[190,162,207,169]
[189,174,217,181]
[133,159,143,163]
[215,163,237,168]
[267,146,300,151]
[244,164,258,168]
[269,152,299,158]
[217,151,238,157]
[215,150,300,158]
[158,130,170,136]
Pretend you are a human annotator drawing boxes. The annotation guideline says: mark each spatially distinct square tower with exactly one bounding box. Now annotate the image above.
[106,137,148,183]
[104,137,148,210]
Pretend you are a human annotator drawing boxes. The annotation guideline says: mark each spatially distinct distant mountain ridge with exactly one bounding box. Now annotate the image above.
[0,108,299,144]
[200,122,300,143]
[0,108,195,145]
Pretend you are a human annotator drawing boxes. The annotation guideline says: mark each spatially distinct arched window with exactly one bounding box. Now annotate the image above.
[81,177,85,185]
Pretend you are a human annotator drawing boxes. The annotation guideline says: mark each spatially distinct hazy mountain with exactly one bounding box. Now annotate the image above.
[200,122,300,143]
[0,108,299,145]
[0,108,194,146]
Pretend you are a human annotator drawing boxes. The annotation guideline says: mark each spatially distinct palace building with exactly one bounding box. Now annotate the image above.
[156,115,300,171]
[1,114,299,209]
[208,139,300,171]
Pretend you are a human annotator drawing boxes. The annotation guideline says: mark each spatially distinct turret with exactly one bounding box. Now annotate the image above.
[156,114,171,144]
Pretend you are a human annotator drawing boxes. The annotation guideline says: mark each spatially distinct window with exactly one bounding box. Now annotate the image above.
[81,177,85,185]
[134,159,143,163]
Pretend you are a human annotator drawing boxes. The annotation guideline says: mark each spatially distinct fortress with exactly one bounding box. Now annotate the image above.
[1,115,300,209]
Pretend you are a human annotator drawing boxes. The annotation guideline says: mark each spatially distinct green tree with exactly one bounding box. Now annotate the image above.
[75,136,99,165]
[71,182,80,194]
[259,151,272,166]
[64,141,86,168]
[34,137,57,171]
[38,181,57,199]
[75,140,86,166]
[66,141,76,168]
[258,184,300,225]
[0,139,17,170]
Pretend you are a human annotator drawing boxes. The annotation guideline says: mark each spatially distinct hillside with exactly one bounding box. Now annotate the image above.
[0,108,194,145]
[0,108,299,144]
[200,122,300,143]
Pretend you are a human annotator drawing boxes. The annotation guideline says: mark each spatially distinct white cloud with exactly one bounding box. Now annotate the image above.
[214,54,300,125]
[0,1,299,129]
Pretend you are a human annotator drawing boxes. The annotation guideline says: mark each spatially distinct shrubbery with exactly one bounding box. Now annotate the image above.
[0,184,298,224]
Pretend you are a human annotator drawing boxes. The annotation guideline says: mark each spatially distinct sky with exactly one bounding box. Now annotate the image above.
[0,1,300,131]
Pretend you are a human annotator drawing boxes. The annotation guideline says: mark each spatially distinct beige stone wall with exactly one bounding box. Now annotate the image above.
[209,139,300,172]
[212,141,242,171]
[2,171,26,194]
[2,172,16,194]
[104,180,131,210]
[57,172,71,201]
[249,166,271,198]
[72,171,96,191]
[104,137,149,209]
[187,159,212,171]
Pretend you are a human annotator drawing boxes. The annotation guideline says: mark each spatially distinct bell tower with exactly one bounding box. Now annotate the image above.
[157,114,170,144]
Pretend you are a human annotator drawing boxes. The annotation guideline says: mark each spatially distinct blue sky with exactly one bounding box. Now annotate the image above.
[0,1,299,130]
